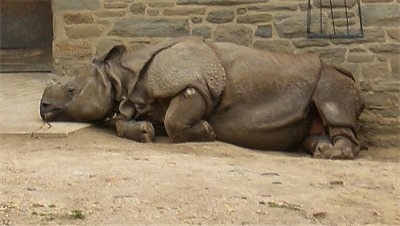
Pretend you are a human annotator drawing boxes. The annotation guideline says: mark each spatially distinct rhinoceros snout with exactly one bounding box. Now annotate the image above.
[40,101,54,120]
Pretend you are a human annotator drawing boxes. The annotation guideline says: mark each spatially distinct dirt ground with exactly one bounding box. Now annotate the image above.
[1,127,399,225]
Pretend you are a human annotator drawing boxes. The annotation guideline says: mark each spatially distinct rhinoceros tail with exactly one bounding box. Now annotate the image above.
[333,65,356,81]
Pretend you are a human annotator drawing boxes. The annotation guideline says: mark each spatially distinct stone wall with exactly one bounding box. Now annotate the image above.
[52,0,400,147]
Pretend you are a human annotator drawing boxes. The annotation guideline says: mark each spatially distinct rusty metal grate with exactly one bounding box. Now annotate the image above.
[307,0,364,39]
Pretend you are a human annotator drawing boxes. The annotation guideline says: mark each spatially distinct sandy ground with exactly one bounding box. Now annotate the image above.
[0,127,399,225]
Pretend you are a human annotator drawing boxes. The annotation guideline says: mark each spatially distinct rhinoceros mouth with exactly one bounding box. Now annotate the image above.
[42,109,64,121]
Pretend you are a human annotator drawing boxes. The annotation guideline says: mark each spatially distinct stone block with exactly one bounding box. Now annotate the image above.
[359,129,400,147]
[362,28,386,42]
[374,107,400,119]
[147,9,160,16]
[347,52,375,63]
[334,18,357,26]
[206,9,235,24]
[362,0,393,2]
[330,27,385,45]
[103,0,135,2]
[362,4,400,27]
[299,3,309,11]
[306,48,346,65]
[192,26,212,38]
[214,25,253,46]
[104,2,128,9]
[387,29,400,42]
[63,13,94,24]
[247,4,298,11]
[340,63,361,80]
[177,0,270,5]
[53,0,101,11]
[130,3,146,15]
[362,92,393,109]
[53,41,92,59]
[109,18,190,37]
[255,25,272,38]
[331,33,367,45]
[253,40,293,54]
[148,3,176,8]
[96,10,126,17]
[237,8,247,15]
[163,7,206,16]
[275,14,327,38]
[191,17,203,24]
[390,57,399,77]
[53,60,87,77]
[361,80,400,93]
[361,63,391,80]
[95,19,112,26]
[328,10,355,19]
[369,44,400,55]
[237,13,273,23]
[95,38,124,56]
[293,39,330,48]
[65,25,102,39]
[360,117,400,133]
[358,109,378,123]
[349,48,366,53]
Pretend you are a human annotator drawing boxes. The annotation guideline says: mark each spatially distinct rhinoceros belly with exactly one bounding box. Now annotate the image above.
[208,104,313,150]
[207,42,321,150]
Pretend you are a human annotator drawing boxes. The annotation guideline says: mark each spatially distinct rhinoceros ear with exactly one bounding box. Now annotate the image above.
[93,45,127,65]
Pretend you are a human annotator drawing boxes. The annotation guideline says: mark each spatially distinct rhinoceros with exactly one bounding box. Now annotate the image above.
[40,36,364,159]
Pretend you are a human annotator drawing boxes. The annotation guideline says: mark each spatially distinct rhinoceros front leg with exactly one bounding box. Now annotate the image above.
[115,120,155,143]
[164,88,216,142]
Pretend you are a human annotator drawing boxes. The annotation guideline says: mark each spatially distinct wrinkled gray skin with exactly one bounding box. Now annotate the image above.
[40,37,364,159]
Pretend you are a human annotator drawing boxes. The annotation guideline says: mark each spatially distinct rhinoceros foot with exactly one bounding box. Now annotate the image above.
[315,137,357,160]
[313,142,333,159]
[116,120,155,143]
[196,120,217,141]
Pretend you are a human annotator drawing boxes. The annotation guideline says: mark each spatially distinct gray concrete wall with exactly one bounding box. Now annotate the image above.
[51,0,400,147]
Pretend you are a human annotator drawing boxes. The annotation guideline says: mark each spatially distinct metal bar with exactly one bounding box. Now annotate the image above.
[320,0,323,34]
[306,0,364,39]
[357,0,364,37]
[307,0,312,34]
[344,0,350,35]
[329,0,336,35]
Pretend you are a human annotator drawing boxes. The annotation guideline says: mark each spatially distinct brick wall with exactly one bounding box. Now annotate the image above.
[52,0,400,147]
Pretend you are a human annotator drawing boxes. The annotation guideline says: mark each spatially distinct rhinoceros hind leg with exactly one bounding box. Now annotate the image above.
[303,128,359,160]
[165,88,216,142]
[310,65,362,159]
[115,120,155,143]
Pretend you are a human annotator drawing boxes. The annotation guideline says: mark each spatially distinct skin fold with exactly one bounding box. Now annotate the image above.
[40,37,364,159]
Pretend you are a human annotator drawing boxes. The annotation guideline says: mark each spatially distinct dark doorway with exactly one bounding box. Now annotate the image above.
[0,0,53,72]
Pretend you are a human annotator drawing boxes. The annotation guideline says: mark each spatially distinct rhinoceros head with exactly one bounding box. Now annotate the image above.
[40,62,116,122]
[40,45,130,122]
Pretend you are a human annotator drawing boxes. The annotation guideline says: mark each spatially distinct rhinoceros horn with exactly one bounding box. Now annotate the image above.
[46,79,60,87]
